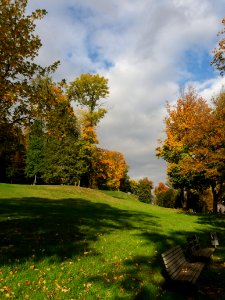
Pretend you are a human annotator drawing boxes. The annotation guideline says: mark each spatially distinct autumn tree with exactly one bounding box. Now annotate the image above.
[67,73,109,188]
[154,182,179,208]
[0,0,58,127]
[96,149,127,190]
[0,0,58,181]
[211,17,225,75]
[156,88,220,211]
[154,182,168,196]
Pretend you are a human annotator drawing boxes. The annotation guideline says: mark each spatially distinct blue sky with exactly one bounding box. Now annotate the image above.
[27,0,225,186]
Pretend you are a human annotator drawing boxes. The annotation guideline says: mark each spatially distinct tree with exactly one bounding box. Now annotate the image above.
[67,73,109,126]
[154,182,168,195]
[119,167,132,192]
[0,0,58,182]
[156,87,223,212]
[96,149,127,190]
[66,73,109,188]
[154,182,179,208]
[0,0,58,127]
[211,17,225,75]
[25,120,45,184]
[137,177,153,203]
[25,78,82,185]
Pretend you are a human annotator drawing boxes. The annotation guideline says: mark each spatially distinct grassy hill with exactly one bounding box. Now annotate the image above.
[0,184,224,299]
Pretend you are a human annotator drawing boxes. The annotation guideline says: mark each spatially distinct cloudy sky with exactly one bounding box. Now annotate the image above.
[27,0,225,186]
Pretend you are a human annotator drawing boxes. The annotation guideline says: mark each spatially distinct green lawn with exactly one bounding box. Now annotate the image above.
[0,184,224,299]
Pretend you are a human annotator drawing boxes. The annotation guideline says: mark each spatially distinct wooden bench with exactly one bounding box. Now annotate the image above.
[162,245,205,284]
[187,235,215,260]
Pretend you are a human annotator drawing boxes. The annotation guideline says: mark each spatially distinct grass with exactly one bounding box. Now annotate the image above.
[0,184,225,299]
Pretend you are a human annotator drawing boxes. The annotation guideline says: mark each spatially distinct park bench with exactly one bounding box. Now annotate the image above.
[162,245,205,284]
[187,235,215,260]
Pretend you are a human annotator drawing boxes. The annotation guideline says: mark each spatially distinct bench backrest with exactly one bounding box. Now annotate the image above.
[162,245,186,278]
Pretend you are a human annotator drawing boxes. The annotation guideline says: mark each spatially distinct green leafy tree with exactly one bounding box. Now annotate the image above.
[25,120,45,185]
[137,177,153,204]
[25,77,82,185]
[67,73,109,126]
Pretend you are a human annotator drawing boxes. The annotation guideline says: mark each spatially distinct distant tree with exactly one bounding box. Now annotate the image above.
[130,180,139,195]
[67,73,109,126]
[119,167,132,192]
[154,182,168,196]
[96,149,127,190]
[67,73,109,188]
[154,182,178,208]
[137,177,153,204]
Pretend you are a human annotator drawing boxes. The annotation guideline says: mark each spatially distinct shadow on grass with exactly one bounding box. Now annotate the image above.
[1,197,225,299]
[88,221,225,299]
[0,197,158,265]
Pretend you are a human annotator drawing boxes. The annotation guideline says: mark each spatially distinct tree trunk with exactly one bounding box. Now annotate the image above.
[211,184,218,213]
[182,188,188,210]
[33,174,37,185]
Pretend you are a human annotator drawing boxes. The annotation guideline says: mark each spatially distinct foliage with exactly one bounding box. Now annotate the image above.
[156,87,225,212]
[0,0,58,128]
[96,149,127,190]
[154,182,168,196]
[129,178,153,204]
[137,177,153,203]
[155,186,178,208]
[67,73,109,126]
[129,179,139,195]
[25,78,82,185]
[65,73,110,188]
[0,0,58,183]
[0,2,128,190]
[211,17,225,75]
[0,123,27,183]
[25,120,45,184]
[119,167,132,192]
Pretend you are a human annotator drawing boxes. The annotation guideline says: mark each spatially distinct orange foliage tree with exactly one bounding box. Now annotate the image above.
[154,182,168,196]
[156,87,225,212]
[96,149,127,190]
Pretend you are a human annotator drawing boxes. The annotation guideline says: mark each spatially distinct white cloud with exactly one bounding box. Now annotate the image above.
[26,0,225,186]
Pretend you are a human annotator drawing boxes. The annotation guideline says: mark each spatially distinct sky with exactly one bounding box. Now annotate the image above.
[27,0,225,186]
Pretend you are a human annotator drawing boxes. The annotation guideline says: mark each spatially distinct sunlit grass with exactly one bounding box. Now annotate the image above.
[0,184,224,299]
